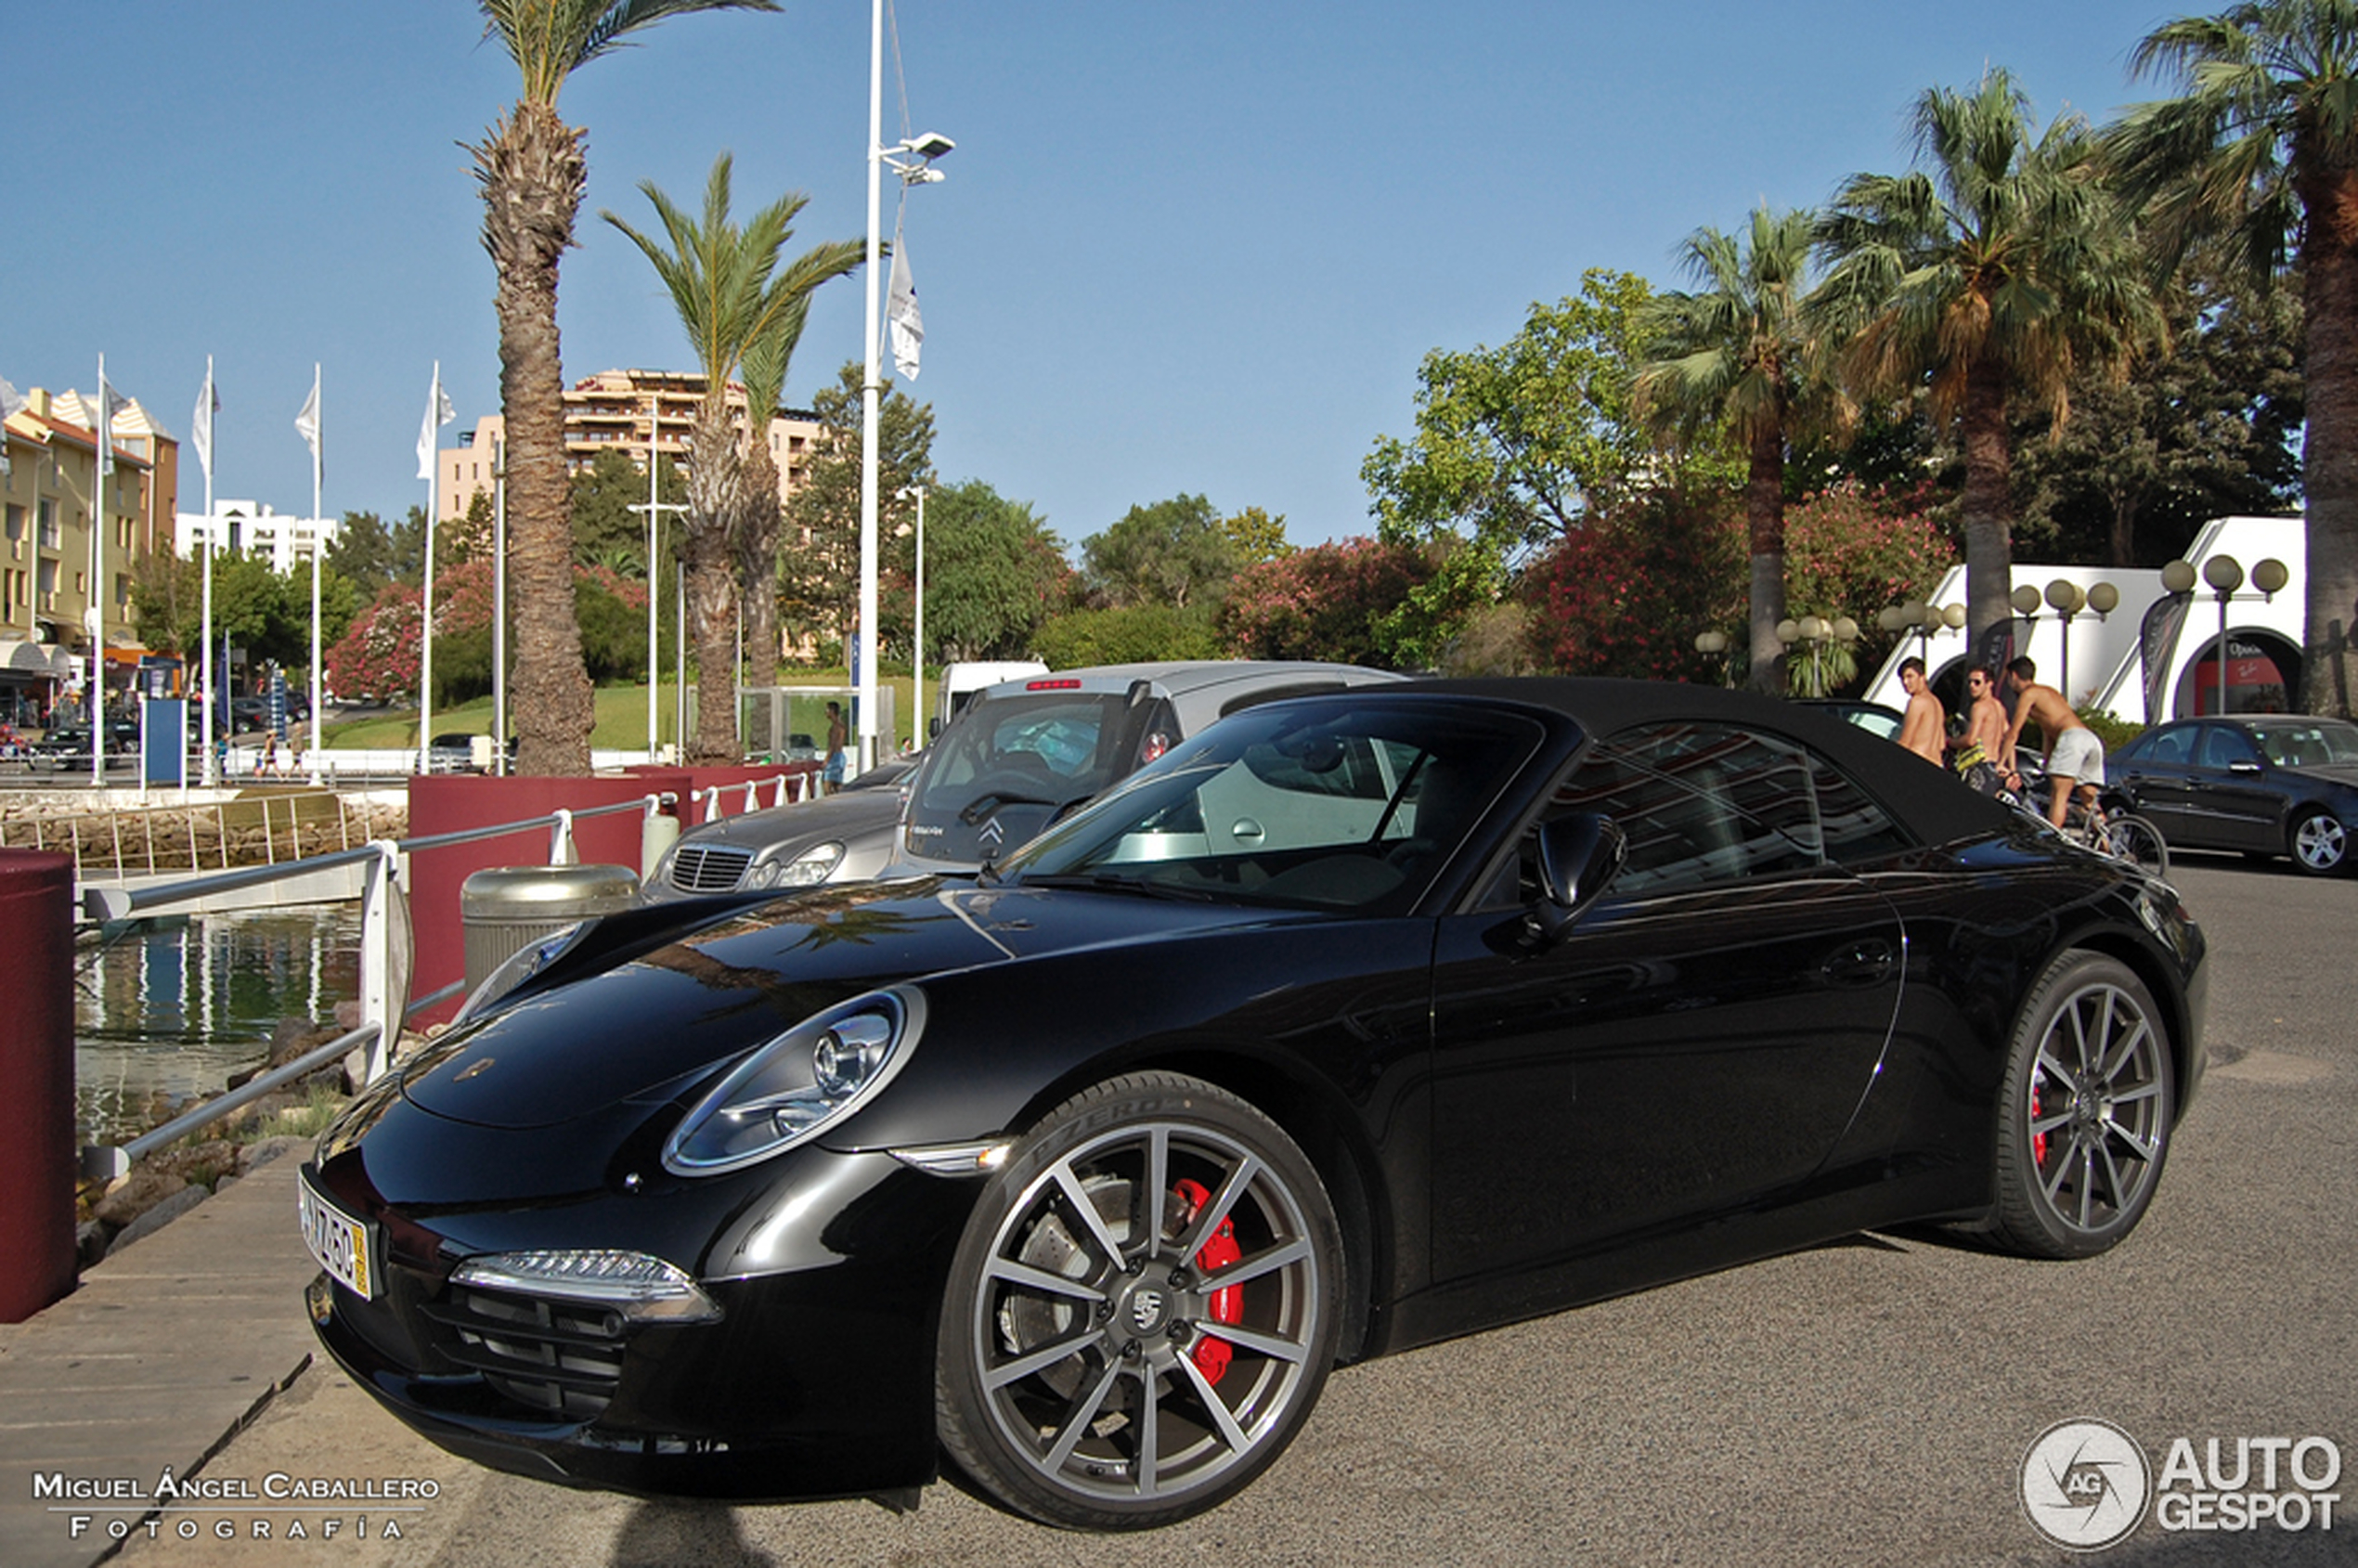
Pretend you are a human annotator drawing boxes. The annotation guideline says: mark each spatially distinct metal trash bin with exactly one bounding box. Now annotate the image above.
[460,864,641,996]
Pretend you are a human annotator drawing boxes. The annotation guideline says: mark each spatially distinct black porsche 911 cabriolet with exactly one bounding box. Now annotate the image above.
[301,679,2206,1529]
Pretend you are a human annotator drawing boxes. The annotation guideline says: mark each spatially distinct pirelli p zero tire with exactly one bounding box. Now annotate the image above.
[1990,952,2175,1260]
[936,1071,1342,1530]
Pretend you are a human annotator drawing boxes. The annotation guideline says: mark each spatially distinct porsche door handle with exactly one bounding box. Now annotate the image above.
[1820,939,1898,987]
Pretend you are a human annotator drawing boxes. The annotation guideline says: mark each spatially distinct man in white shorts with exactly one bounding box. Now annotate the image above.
[2001,656,2103,829]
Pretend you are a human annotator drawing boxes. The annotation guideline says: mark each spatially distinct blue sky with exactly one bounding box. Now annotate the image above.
[7,1,2185,554]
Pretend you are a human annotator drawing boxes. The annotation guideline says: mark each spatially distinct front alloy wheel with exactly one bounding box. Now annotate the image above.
[2290,808,2350,876]
[937,1072,1341,1529]
[1990,952,2174,1259]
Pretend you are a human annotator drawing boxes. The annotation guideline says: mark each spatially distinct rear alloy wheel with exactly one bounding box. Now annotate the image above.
[937,1071,1341,1529]
[2289,808,2350,876]
[1991,952,2174,1259]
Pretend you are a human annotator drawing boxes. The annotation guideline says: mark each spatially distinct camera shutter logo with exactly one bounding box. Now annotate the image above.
[2022,1419,2152,1551]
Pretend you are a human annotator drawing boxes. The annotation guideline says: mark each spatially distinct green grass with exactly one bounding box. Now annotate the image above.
[322,671,925,755]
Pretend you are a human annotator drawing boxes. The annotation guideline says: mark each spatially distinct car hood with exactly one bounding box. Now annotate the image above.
[678,788,902,849]
[400,877,1289,1130]
[2284,762,2358,791]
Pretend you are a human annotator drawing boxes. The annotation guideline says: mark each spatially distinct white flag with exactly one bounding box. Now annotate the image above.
[0,376,25,421]
[96,364,130,475]
[887,238,923,380]
[294,368,321,466]
[417,365,455,480]
[191,363,219,482]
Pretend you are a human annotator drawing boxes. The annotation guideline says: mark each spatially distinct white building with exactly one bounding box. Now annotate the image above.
[175,500,339,576]
[1862,515,2309,723]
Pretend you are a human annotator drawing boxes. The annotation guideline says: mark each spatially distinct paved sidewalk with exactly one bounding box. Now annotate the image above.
[0,1147,321,1568]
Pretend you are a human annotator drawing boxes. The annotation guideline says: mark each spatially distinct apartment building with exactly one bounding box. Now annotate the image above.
[436,368,822,522]
[175,501,340,576]
[1,387,163,721]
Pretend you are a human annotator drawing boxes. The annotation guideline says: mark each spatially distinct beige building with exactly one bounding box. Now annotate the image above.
[437,368,822,522]
[2,386,173,722]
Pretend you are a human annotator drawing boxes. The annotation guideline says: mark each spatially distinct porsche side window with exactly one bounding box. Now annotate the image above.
[1550,723,1815,892]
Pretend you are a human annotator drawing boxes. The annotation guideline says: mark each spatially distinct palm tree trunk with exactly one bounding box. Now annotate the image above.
[475,103,595,775]
[739,442,783,693]
[2300,175,2358,719]
[1960,361,2015,645]
[1743,424,1788,693]
[684,394,744,763]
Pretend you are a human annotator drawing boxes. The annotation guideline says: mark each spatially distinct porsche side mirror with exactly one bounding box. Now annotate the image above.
[1525,812,1625,946]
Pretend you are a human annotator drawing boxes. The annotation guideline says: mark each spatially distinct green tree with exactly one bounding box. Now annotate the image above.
[782,361,936,656]
[1033,604,1221,668]
[2106,1,2358,713]
[473,0,780,774]
[1813,71,2161,643]
[887,480,1069,661]
[1222,506,1292,565]
[1080,494,1237,610]
[569,447,686,569]
[1634,206,1831,693]
[2012,259,2304,565]
[1362,269,1676,667]
[602,152,862,760]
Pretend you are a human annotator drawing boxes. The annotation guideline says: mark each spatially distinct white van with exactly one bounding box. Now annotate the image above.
[934,661,1047,737]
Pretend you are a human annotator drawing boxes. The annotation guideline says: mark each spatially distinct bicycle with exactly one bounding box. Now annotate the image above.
[1989,758,2170,878]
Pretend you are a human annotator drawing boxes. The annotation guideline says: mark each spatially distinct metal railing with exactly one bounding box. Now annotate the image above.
[693,770,815,824]
[78,791,677,1181]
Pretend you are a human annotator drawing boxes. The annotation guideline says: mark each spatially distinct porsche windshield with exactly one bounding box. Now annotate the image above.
[1002,700,1543,914]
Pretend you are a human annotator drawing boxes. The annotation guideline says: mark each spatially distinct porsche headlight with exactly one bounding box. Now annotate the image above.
[662,988,926,1176]
[451,921,590,1027]
[746,841,846,889]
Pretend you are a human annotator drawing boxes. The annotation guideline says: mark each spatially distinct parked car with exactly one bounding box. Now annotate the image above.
[33,719,140,768]
[2105,714,2358,875]
[301,679,2204,1526]
[891,659,1406,875]
[638,661,1405,902]
[640,759,916,903]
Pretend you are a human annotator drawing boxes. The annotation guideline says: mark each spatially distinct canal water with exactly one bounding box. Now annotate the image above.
[75,906,360,1147]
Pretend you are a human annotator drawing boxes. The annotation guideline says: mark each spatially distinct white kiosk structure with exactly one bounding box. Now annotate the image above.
[1861,515,2307,724]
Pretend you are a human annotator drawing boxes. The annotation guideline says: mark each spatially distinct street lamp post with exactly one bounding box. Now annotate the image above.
[1692,628,1730,687]
[858,0,951,771]
[2162,553,2290,717]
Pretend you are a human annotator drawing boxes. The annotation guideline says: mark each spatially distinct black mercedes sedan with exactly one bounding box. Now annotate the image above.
[2107,714,2358,875]
[300,680,2206,1529]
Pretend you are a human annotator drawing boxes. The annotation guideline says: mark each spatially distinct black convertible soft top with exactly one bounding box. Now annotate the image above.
[1386,677,2019,850]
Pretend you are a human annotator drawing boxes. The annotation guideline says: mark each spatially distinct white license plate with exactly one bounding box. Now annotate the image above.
[298,1171,378,1301]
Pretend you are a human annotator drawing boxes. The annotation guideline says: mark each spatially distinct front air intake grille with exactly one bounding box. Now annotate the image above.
[669,844,753,893]
[418,1287,630,1420]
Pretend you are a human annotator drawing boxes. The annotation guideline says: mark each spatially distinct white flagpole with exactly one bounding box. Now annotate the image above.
[308,381,323,785]
[421,363,438,773]
[90,353,108,789]
[198,356,217,785]
[647,396,659,761]
[493,433,507,775]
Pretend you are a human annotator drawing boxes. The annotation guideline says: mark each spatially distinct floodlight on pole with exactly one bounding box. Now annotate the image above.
[859,0,951,771]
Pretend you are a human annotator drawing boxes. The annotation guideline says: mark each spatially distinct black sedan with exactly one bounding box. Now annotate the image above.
[300,680,2206,1528]
[2107,714,2358,875]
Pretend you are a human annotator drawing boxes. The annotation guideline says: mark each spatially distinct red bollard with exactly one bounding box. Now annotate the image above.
[0,849,76,1322]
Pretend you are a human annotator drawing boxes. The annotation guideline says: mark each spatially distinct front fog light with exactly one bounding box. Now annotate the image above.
[451,1250,721,1325]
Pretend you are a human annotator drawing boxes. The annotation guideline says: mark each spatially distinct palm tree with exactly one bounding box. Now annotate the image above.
[474,0,780,775]
[1813,71,2159,642]
[2108,1,2358,716]
[734,301,810,746]
[1633,206,1828,693]
[603,155,860,762]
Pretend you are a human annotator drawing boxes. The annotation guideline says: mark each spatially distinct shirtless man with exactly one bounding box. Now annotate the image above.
[1962,665,2009,760]
[2002,656,2103,829]
[1897,657,1946,765]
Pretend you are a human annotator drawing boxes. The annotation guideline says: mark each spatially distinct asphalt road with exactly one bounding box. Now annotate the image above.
[116,852,2356,1567]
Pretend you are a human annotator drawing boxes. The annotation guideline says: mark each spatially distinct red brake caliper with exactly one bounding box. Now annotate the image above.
[1172,1178,1242,1384]
[2030,1069,2048,1168]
